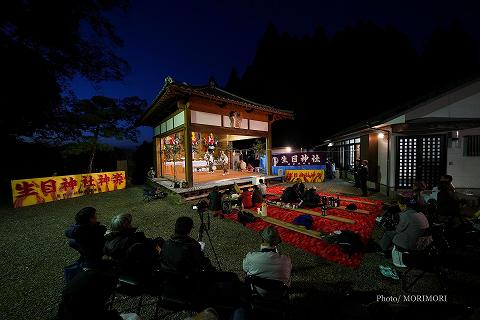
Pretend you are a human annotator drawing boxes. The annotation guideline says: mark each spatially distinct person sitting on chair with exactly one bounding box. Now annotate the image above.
[65,207,107,268]
[160,216,215,273]
[104,213,163,279]
[302,187,320,208]
[243,226,292,295]
[377,196,433,262]
[57,269,124,320]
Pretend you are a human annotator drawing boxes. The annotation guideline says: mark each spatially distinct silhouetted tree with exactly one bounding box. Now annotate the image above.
[225,68,241,94]
[228,21,480,148]
[0,0,130,139]
[62,96,146,173]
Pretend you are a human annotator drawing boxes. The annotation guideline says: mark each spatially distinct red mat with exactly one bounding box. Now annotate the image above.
[225,186,383,268]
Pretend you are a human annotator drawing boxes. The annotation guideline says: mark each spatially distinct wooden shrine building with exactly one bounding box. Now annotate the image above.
[137,77,294,188]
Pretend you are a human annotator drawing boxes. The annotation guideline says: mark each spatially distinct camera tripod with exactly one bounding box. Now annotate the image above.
[197,209,222,270]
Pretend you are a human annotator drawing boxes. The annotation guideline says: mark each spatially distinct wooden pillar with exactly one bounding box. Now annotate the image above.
[155,136,161,177]
[266,120,273,175]
[184,102,193,187]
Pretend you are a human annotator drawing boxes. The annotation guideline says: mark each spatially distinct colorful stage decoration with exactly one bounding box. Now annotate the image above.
[203,132,218,151]
[285,170,325,182]
[272,151,325,167]
[11,171,126,208]
[191,132,200,153]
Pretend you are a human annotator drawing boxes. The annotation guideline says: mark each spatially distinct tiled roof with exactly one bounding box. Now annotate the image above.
[138,77,294,126]
[319,76,480,144]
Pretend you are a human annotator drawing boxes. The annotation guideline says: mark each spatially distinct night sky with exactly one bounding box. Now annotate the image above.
[71,0,480,147]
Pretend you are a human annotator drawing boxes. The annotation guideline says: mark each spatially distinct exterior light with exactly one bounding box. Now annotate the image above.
[286,147,292,153]
[328,142,333,147]
[378,132,384,139]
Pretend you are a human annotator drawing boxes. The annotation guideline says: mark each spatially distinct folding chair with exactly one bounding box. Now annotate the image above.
[245,275,290,319]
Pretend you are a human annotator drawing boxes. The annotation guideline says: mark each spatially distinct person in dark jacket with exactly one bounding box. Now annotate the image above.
[353,159,361,188]
[160,216,214,273]
[281,186,299,204]
[57,269,122,320]
[358,160,369,196]
[302,187,321,208]
[293,180,306,199]
[252,185,263,207]
[104,213,163,279]
[208,186,222,217]
[65,207,107,267]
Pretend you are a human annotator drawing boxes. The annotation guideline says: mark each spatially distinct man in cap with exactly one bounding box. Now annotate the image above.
[242,226,292,287]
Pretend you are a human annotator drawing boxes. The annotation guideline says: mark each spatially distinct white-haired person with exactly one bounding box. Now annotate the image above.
[104,213,163,280]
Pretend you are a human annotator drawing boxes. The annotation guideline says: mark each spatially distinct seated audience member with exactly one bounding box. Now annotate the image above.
[437,177,462,228]
[240,187,254,209]
[57,269,124,320]
[258,179,267,196]
[208,186,222,216]
[252,185,263,207]
[221,189,233,216]
[104,213,162,279]
[378,202,401,231]
[377,196,432,254]
[160,216,215,273]
[293,180,305,199]
[281,186,300,203]
[65,207,107,267]
[302,187,320,208]
[412,180,427,211]
[246,163,254,172]
[440,174,455,192]
[243,226,292,295]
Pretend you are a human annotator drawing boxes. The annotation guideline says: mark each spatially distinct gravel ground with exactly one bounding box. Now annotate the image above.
[1,186,479,319]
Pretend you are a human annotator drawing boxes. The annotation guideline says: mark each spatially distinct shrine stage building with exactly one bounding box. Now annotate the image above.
[137,77,294,192]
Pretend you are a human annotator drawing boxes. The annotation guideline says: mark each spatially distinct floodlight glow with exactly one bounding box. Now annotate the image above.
[378,132,385,139]
[286,147,292,152]
[328,142,333,147]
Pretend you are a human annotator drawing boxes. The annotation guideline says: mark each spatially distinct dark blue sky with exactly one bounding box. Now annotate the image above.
[72,0,480,147]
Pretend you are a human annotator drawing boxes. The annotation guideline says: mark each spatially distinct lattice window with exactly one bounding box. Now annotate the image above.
[464,135,480,157]
[397,137,417,188]
[419,136,442,187]
[396,135,446,189]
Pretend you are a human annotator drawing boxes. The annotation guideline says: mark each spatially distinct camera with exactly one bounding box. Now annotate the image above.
[193,200,208,212]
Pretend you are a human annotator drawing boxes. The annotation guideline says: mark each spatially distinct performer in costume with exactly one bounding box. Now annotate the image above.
[208,152,214,173]
[220,150,229,175]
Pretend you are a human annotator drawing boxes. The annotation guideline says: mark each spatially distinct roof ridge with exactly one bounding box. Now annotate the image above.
[204,86,293,113]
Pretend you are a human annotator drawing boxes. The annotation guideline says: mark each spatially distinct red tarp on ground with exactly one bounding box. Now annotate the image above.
[224,186,383,268]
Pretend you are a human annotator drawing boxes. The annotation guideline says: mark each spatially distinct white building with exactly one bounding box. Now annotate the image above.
[322,78,480,197]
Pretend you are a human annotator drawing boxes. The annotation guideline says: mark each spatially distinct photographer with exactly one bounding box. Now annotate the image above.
[160,215,215,273]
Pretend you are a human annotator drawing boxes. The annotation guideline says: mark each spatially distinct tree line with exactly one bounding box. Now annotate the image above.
[225,22,480,148]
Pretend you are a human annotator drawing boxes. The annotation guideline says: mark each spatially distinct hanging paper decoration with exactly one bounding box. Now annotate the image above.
[192,132,200,153]
[203,133,218,151]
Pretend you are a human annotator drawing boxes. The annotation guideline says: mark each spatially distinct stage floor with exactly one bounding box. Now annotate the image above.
[153,170,278,195]
[192,170,261,184]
